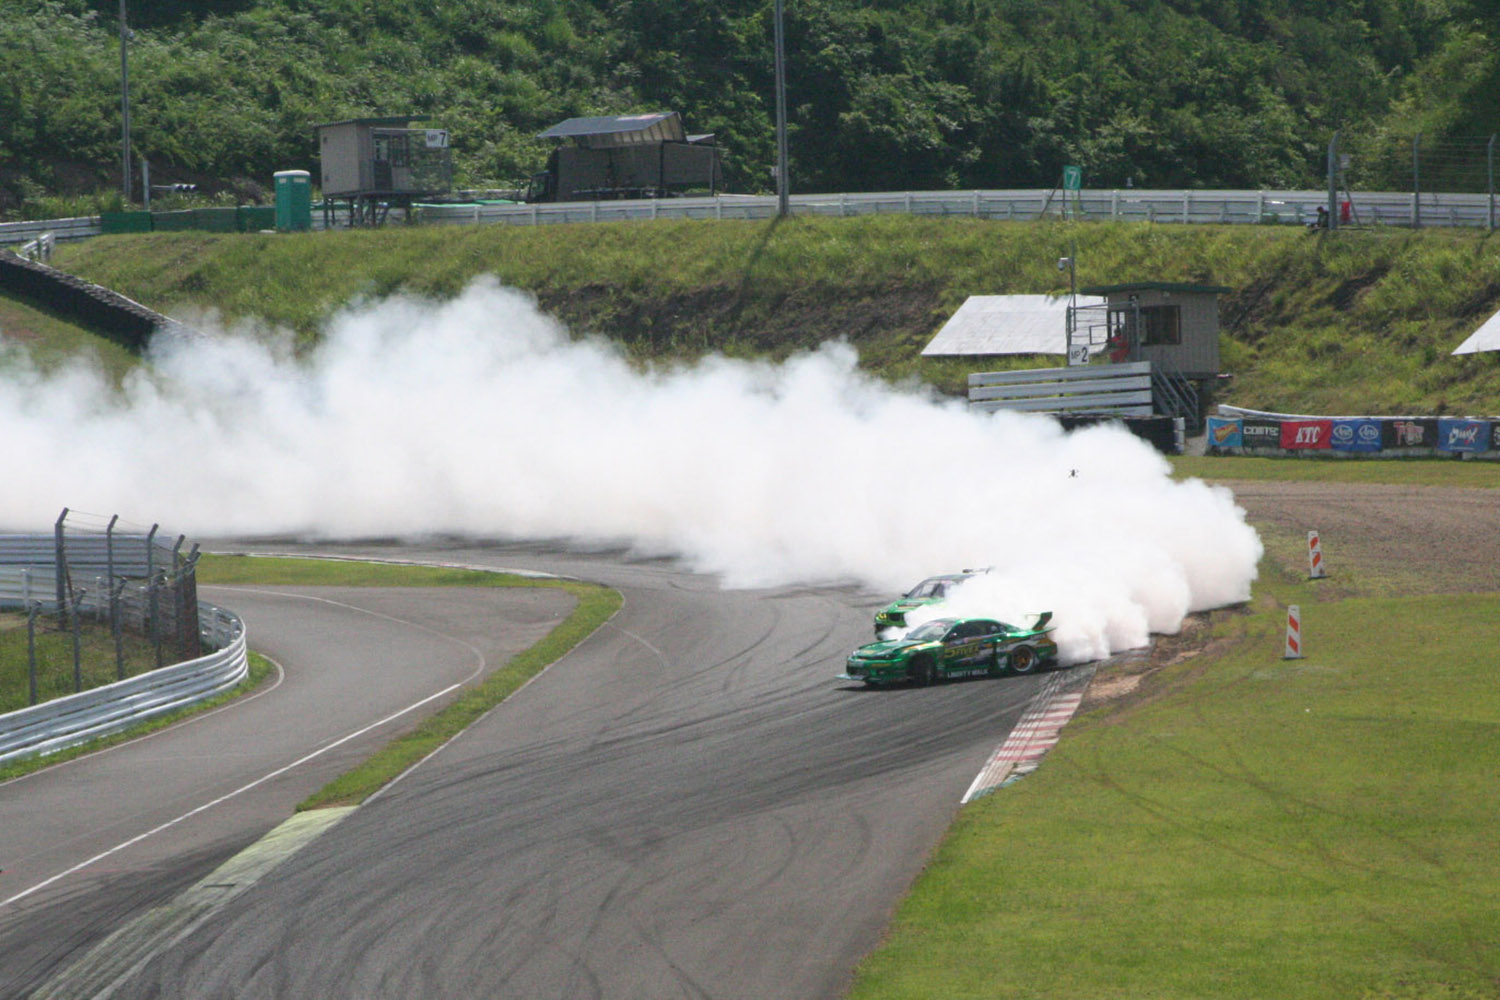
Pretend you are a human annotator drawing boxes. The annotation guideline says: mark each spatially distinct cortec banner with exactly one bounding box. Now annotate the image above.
[1331,418,1383,453]
[1280,419,1333,450]
[1438,418,1489,453]
[1205,417,1243,449]
[1241,419,1282,450]
[1383,418,1438,449]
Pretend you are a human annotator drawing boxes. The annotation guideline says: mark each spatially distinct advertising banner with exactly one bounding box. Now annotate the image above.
[1240,419,1282,450]
[1382,418,1438,450]
[1492,423,1500,452]
[1437,418,1489,453]
[1330,418,1383,452]
[1280,419,1333,450]
[1205,417,1243,450]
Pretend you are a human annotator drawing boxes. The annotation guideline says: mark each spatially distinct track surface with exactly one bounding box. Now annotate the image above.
[0,581,575,996]
[1,542,1056,999]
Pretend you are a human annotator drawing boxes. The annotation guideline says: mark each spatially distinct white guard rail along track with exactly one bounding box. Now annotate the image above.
[0,603,247,765]
[2,188,1499,245]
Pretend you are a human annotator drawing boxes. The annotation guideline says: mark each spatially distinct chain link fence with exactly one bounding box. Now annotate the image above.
[1328,132,1499,228]
[0,507,201,708]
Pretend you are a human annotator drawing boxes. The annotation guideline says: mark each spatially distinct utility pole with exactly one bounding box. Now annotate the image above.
[120,0,132,204]
[773,0,789,218]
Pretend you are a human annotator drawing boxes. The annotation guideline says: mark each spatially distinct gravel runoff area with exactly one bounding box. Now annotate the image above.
[1085,478,1500,707]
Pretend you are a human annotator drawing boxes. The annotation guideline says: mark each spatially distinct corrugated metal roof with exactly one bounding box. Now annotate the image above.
[1453,308,1500,354]
[537,113,684,144]
[922,295,1105,357]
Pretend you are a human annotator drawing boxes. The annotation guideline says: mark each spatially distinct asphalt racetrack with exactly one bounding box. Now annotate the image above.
[2,540,1069,999]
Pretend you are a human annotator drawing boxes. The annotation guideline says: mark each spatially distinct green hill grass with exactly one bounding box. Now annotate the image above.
[0,291,140,382]
[14,220,1500,998]
[48,216,1500,416]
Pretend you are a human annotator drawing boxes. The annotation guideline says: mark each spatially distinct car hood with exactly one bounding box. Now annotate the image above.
[851,637,932,658]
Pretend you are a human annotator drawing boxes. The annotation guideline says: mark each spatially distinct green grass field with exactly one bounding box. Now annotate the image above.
[0,613,160,713]
[848,462,1500,998]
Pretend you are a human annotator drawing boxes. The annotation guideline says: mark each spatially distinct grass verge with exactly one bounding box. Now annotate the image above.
[196,553,623,810]
[847,541,1500,998]
[293,575,619,810]
[0,652,276,783]
[1173,453,1500,488]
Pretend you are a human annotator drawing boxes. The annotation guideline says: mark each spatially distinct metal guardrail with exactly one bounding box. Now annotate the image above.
[3,188,1499,246]
[0,215,101,246]
[0,602,246,764]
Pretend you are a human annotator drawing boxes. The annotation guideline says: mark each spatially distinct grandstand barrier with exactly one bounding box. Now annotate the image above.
[1206,407,1500,459]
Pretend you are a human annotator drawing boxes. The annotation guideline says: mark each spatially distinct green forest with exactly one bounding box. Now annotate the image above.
[3,0,1499,216]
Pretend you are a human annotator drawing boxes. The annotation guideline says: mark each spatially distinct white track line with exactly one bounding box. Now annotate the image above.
[2,683,458,909]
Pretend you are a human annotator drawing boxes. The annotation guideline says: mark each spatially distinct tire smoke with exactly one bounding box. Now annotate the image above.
[2,278,1261,661]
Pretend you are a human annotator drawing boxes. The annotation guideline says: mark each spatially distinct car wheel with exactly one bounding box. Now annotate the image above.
[1009,645,1037,675]
[910,656,934,687]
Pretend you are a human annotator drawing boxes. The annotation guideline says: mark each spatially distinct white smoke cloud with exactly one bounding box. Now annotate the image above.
[1,278,1261,662]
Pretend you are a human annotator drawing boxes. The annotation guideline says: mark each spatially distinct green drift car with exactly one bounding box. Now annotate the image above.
[840,614,1058,686]
[872,570,988,634]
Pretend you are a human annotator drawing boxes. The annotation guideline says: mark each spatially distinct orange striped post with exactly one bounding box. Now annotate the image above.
[1308,531,1327,579]
[1284,605,1305,659]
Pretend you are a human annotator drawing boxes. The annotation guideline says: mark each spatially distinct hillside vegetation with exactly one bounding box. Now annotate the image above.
[48,217,1500,417]
[4,0,1500,216]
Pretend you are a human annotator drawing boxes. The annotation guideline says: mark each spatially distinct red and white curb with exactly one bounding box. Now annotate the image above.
[961,662,1101,804]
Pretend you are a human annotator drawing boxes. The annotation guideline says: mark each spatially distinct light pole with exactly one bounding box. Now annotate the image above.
[773,0,789,218]
[120,0,132,204]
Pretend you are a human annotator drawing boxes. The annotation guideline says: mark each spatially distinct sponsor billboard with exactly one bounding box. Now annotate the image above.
[1280,419,1333,450]
[1437,418,1489,453]
[1240,419,1281,450]
[1382,418,1438,449]
[1330,418,1382,453]
[1492,423,1500,452]
[1205,417,1243,449]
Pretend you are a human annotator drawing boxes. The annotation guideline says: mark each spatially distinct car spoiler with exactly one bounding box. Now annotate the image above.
[1032,611,1053,631]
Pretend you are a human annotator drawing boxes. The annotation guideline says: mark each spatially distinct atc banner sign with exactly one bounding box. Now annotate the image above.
[1205,417,1243,450]
[1280,419,1333,450]
[1438,418,1489,453]
[1331,418,1382,453]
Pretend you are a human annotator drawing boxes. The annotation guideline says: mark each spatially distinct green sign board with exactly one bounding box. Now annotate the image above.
[1062,165,1082,191]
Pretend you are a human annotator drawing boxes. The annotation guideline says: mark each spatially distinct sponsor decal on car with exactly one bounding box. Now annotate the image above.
[1280,419,1333,450]
[1382,418,1438,449]
[1331,418,1382,452]
[1437,418,1489,453]
[1206,417,1243,449]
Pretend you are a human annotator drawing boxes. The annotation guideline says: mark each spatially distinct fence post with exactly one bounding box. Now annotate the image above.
[71,587,84,692]
[1413,134,1422,229]
[27,602,40,706]
[146,524,161,669]
[1327,131,1340,231]
[1488,135,1495,231]
[54,507,68,612]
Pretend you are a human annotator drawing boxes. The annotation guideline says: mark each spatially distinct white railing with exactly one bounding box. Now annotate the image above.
[0,603,247,764]
[3,188,1499,246]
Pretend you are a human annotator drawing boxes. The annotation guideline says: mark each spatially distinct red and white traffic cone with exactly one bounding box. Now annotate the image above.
[1308,530,1327,579]
[1284,605,1305,659]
